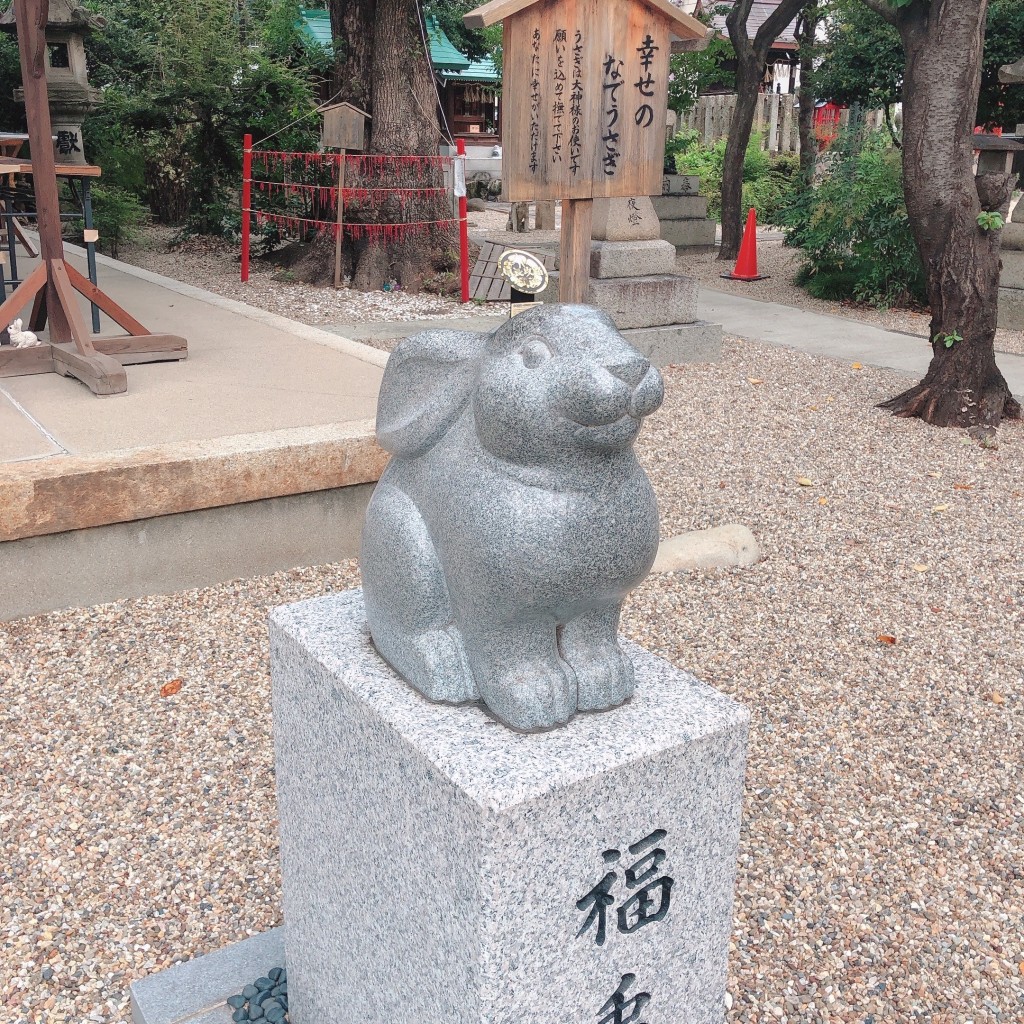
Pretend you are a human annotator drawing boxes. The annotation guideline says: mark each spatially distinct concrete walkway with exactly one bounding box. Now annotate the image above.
[0,244,385,465]
[696,287,1024,399]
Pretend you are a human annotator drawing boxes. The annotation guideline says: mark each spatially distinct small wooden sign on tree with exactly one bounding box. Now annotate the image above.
[465,0,705,301]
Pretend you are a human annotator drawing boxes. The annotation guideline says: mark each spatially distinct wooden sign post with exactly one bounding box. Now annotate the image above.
[465,0,704,302]
[320,102,370,290]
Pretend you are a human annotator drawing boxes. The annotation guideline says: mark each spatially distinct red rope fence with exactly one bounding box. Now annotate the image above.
[240,135,469,301]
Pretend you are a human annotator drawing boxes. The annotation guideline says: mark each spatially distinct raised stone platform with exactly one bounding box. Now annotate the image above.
[270,588,749,1024]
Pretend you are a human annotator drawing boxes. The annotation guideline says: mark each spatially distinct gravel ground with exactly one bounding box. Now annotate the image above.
[683,240,1024,357]
[3,337,1022,1023]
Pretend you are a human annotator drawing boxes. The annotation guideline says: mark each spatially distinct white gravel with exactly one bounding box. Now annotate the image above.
[3,337,1022,1022]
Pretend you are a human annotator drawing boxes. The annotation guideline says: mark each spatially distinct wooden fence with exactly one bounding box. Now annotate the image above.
[677,94,888,153]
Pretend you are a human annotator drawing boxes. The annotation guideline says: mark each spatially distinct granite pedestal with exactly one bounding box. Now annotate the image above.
[270,588,748,1024]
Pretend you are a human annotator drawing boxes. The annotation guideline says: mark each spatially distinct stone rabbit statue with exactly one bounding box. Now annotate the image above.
[362,304,664,731]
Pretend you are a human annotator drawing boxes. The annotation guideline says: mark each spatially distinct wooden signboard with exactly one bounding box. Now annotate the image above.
[321,102,370,152]
[465,0,704,302]
[466,0,704,201]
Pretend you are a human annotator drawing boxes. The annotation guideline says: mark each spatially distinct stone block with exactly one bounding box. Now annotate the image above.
[584,274,699,329]
[998,286,1024,330]
[661,217,718,249]
[271,589,748,1024]
[651,195,710,222]
[1002,249,1024,290]
[1002,222,1024,250]
[130,928,285,1024]
[652,524,760,573]
[622,321,723,366]
[589,239,676,279]
[592,196,661,241]
[661,174,701,196]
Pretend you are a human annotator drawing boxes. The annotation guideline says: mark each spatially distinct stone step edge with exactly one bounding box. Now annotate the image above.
[1,419,387,543]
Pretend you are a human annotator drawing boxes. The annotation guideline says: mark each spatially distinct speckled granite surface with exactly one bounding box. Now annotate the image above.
[270,588,749,1024]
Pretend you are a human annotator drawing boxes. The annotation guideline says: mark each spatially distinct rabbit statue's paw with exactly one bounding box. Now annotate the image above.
[479,655,578,731]
[563,643,635,712]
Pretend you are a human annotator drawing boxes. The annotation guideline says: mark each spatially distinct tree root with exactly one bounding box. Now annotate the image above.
[879,381,1021,427]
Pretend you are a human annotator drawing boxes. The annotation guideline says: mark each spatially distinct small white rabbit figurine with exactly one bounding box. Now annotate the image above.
[7,318,40,348]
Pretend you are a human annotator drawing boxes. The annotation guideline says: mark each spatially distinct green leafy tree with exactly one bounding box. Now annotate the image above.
[78,0,320,231]
[667,4,734,115]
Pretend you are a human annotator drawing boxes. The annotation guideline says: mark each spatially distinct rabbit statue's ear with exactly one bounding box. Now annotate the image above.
[376,329,484,456]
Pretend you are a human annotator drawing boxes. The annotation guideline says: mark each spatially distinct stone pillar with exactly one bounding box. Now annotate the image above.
[271,588,748,1024]
[535,200,556,230]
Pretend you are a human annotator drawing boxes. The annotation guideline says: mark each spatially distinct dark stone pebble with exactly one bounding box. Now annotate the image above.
[227,995,246,1009]
[255,990,275,1006]
[242,985,259,999]
[231,1010,249,1023]
[248,1005,264,1021]
[271,985,283,997]
[42,967,54,981]
[280,996,288,1011]
[262,999,280,1012]
[269,967,284,982]
[255,977,273,991]
[265,1008,286,1024]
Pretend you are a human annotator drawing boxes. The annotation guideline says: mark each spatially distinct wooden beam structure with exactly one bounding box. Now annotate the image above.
[0,0,186,396]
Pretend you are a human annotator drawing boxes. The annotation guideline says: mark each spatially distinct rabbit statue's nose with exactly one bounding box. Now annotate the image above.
[607,357,650,388]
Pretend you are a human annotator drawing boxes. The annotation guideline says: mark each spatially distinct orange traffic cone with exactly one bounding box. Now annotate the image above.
[722,208,768,281]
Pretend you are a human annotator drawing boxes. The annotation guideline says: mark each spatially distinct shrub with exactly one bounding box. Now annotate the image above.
[671,130,801,226]
[67,184,150,259]
[781,128,925,307]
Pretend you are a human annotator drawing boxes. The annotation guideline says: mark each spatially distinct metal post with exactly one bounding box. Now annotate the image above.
[82,177,100,333]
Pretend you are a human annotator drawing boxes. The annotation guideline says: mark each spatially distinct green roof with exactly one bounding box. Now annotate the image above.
[437,56,500,84]
[297,8,332,50]
[297,9,495,80]
[425,14,472,72]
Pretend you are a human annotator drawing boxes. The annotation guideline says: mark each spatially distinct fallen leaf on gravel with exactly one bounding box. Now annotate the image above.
[877,634,897,645]
[930,606,944,613]
[747,377,765,385]
[160,678,183,697]
[927,471,942,478]
[989,691,1006,705]
[912,564,929,572]
[954,483,974,491]
[851,362,863,370]
[818,497,828,505]
[797,477,814,487]
[931,504,949,513]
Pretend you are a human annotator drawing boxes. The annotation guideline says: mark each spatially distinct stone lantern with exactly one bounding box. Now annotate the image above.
[0,0,106,165]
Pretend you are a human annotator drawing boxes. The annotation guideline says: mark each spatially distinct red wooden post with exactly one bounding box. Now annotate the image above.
[241,133,252,282]
[456,138,470,304]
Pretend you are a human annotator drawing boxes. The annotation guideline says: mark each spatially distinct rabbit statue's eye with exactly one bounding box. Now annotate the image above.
[521,339,552,369]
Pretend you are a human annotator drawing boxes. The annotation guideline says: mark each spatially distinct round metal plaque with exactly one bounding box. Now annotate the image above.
[497,249,549,295]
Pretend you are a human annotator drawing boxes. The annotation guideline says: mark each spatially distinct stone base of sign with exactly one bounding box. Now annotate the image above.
[592,196,661,241]
[585,274,699,330]
[622,321,723,366]
[590,238,677,279]
[997,286,1024,330]
[660,214,718,250]
[651,195,710,221]
[270,588,749,1024]
[130,928,285,1024]
[662,174,702,196]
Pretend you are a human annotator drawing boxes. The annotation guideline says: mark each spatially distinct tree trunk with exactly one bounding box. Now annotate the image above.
[720,0,812,262]
[796,8,818,178]
[719,55,761,261]
[879,1,1020,428]
[328,0,376,112]
[315,0,456,292]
